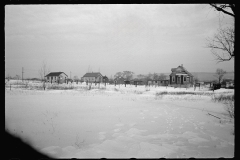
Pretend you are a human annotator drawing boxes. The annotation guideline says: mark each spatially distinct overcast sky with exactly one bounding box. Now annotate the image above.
[5,4,234,79]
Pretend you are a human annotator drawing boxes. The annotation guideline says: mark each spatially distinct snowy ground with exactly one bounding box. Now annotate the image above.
[5,80,234,158]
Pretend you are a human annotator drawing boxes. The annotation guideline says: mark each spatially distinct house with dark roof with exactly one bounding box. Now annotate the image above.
[45,72,68,84]
[130,78,144,85]
[145,74,169,86]
[82,72,103,83]
[113,77,126,85]
[169,64,194,87]
[102,76,109,83]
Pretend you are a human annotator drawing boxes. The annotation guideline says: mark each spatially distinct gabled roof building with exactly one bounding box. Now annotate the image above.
[82,72,103,82]
[45,72,68,84]
[169,64,194,87]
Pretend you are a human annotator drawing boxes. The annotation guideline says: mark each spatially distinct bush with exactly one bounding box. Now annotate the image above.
[156,91,214,96]
[47,84,74,90]
[211,94,234,102]
[224,100,234,119]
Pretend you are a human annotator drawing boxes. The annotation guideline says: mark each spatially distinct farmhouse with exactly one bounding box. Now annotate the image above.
[82,72,103,83]
[114,77,126,84]
[169,64,194,88]
[45,72,68,84]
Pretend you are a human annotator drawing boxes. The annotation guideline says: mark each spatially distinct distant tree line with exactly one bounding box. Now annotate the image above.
[112,71,168,82]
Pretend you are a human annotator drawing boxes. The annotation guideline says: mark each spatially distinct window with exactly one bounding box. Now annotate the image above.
[172,76,175,82]
[184,77,186,81]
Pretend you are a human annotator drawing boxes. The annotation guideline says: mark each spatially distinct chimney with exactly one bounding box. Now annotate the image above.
[181,64,183,67]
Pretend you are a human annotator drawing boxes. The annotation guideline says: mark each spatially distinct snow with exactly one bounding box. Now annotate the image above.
[5,82,234,158]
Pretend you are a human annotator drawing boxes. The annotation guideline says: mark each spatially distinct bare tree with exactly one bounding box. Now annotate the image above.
[15,75,20,80]
[158,73,167,80]
[153,73,159,80]
[137,74,145,80]
[114,72,123,79]
[146,72,153,80]
[193,76,199,84]
[207,26,234,62]
[122,71,134,80]
[207,4,235,62]
[38,61,50,90]
[210,4,235,17]
[38,61,50,82]
[214,68,226,84]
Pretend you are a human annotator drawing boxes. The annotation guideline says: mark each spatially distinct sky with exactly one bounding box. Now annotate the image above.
[5,4,234,79]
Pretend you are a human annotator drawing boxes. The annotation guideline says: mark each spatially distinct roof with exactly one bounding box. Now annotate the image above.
[114,77,126,81]
[130,78,142,82]
[82,72,102,78]
[45,72,67,77]
[170,65,193,77]
[222,79,234,82]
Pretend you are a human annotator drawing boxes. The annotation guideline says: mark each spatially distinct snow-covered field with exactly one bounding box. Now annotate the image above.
[5,80,234,158]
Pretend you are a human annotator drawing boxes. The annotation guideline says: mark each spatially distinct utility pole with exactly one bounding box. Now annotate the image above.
[70,71,71,79]
[22,67,24,82]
